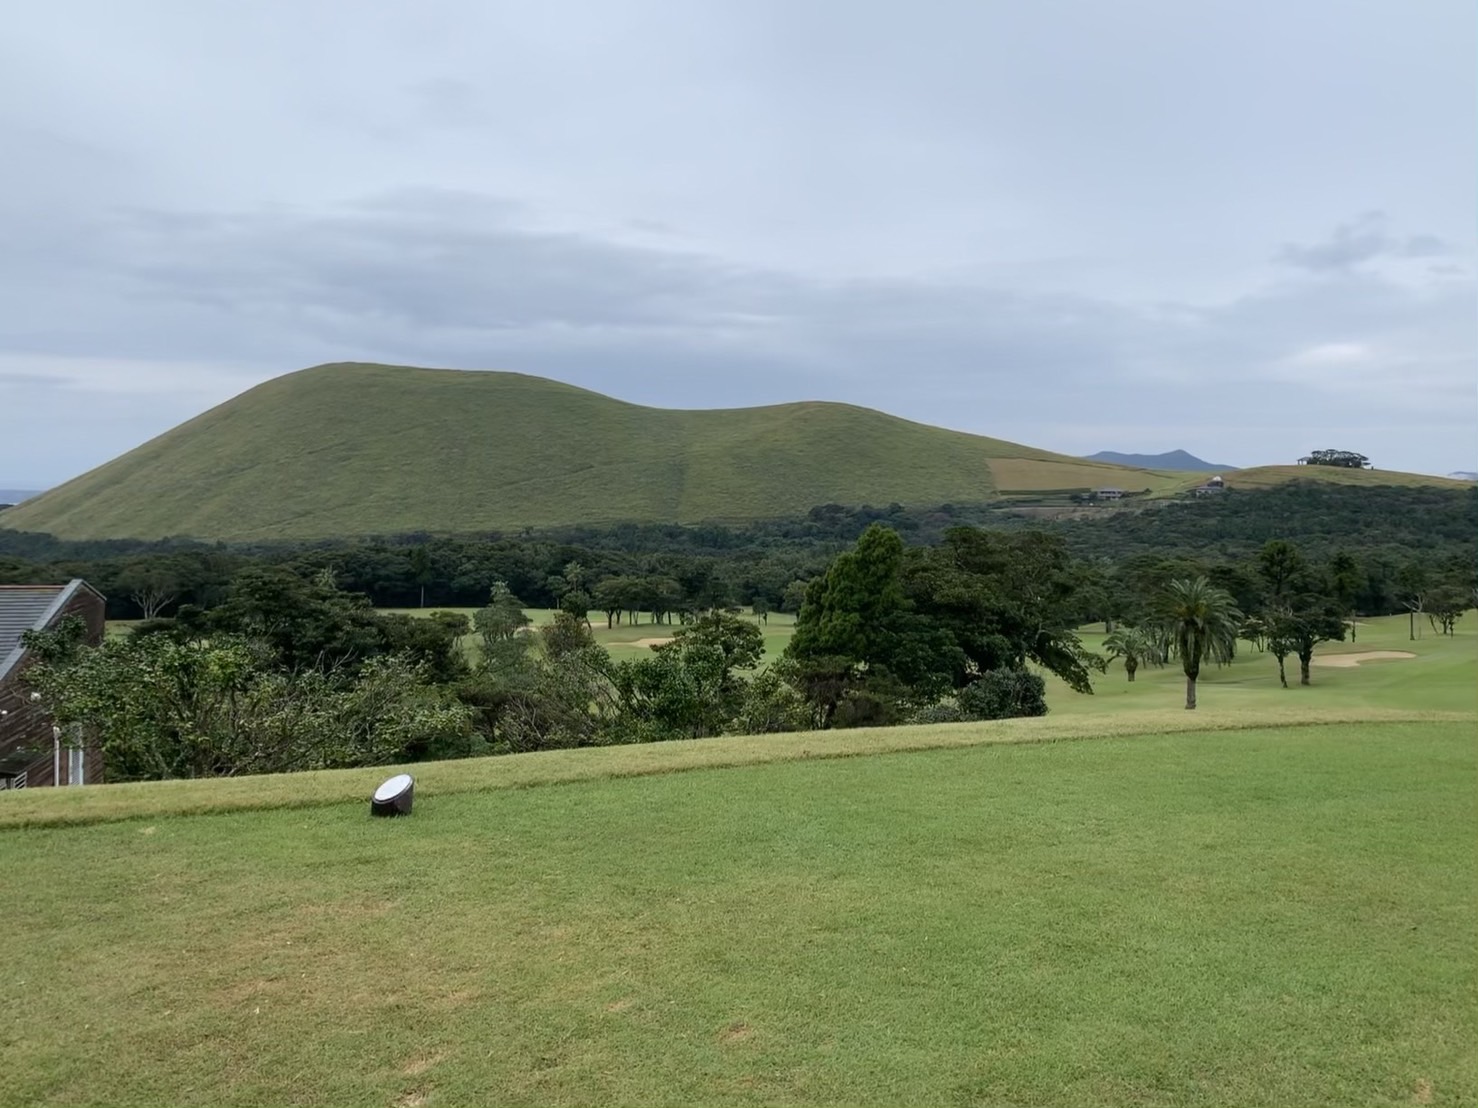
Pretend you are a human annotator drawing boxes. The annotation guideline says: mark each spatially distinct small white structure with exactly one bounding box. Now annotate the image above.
[1096,487,1125,501]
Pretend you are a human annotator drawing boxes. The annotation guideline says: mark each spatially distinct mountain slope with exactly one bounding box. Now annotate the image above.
[3,364,1197,541]
[1204,465,1474,492]
[1084,449,1231,471]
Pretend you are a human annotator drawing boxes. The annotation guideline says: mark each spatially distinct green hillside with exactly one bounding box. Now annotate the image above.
[3,363,1192,541]
[1212,464,1473,491]
[8,363,1462,542]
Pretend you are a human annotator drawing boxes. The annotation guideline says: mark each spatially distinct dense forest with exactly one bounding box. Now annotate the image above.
[2,482,1472,622]
[8,480,1473,782]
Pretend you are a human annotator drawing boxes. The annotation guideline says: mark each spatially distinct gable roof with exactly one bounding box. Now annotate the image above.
[0,580,101,683]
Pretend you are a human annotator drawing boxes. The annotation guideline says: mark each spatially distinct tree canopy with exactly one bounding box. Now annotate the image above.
[1299,449,1370,468]
[1155,577,1242,709]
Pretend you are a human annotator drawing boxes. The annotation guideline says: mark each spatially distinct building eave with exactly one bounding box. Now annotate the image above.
[0,579,104,685]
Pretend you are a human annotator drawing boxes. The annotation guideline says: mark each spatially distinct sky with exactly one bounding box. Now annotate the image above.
[1,0,1474,488]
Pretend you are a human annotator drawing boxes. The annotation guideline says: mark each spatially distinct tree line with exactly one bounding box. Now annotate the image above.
[2,484,1472,625]
[19,515,1469,782]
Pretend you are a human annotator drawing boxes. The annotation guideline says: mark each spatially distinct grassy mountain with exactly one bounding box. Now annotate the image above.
[2,363,1198,541]
[5,363,1464,542]
[1085,449,1230,471]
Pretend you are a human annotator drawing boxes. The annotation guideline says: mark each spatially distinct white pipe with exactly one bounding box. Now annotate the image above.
[53,725,61,786]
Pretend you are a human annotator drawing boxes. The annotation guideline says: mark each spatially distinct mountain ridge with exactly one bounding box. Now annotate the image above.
[1084,449,1231,472]
[2,363,1465,542]
[2,363,1198,541]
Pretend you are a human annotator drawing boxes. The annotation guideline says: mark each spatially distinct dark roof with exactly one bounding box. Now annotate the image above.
[0,581,97,682]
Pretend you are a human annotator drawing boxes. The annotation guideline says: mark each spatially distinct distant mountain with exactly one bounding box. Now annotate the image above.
[1447,471,1477,482]
[1084,450,1230,472]
[1,363,1195,542]
[0,489,43,505]
[5,365,1462,543]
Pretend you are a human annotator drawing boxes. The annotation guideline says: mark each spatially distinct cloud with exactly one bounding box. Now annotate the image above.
[1,0,1474,484]
[1277,212,1452,272]
[0,355,258,397]
[1287,342,1372,366]
[1,186,1470,484]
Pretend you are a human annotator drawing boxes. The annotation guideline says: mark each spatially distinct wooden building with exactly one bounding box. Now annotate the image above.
[0,580,106,789]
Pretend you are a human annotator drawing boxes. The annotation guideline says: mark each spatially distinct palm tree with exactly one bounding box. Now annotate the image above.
[1155,577,1242,710]
[1101,626,1163,683]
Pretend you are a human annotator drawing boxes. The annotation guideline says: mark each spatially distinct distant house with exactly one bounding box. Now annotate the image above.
[0,580,106,789]
[1191,475,1227,496]
[1095,488,1125,501]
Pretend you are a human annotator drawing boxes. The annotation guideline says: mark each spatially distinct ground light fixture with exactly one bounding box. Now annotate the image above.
[371,773,415,817]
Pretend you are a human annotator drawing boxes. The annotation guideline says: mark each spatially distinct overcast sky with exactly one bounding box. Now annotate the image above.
[2,0,1473,488]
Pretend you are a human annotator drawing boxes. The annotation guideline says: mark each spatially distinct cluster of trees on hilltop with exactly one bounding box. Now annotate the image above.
[1299,449,1371,468]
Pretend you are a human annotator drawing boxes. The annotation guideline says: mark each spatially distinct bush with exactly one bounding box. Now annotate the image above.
[907,701,965,725]
[24,633,474,780]
[831,680,911,729]
[957,669,1048,721]
[725,668,812,735]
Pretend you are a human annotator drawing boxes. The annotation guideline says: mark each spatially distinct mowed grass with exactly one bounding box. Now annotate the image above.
[1055,612,1478,717]
[2,720,1474,1106]
[4,613,1473,1105]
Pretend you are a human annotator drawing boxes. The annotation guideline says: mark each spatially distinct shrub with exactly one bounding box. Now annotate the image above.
[957,669,1048,721]
[725,668,812,735]
[907,701,965,725]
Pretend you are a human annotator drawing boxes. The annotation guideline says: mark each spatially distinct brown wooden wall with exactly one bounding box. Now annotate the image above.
[0,586,107,787]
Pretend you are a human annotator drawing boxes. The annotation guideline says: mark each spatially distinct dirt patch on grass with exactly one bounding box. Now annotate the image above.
[211,977,283,1007]
[1414,1077,1434,1104]
[433,987,483,1010]
[393,1089,429,1108]
[1312,651,1416,668]
[719,1021,753,1044]
[400,1051,445,1077]
[628,637,674,647]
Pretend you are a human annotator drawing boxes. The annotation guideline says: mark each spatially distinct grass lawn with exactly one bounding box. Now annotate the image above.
[17,613,1472,1106]
[2,719,1474,1106]
[1057,613,1477,716]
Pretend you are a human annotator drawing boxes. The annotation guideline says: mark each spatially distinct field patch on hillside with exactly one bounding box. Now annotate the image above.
[988,456,1186,493]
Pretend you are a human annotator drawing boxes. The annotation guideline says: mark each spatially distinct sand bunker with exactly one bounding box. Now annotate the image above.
[1311,651,1416,668]
[628,637,675,648]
